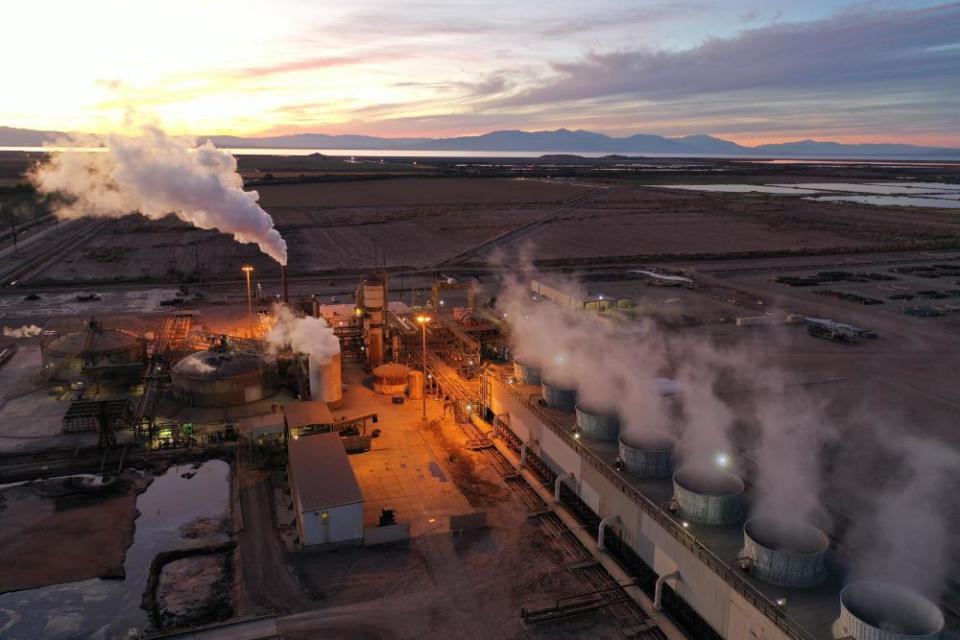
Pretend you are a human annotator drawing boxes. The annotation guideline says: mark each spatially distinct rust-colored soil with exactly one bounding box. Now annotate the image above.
[0,477,146,593]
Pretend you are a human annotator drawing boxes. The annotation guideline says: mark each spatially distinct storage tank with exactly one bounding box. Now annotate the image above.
[741,516,829,588]
[172,348,277,406]
[408,369,424,400]
[366,326,384,368]
[575,403,620,441]
[833,582,943,640]
[41,322,145,382]
[309,352,342,406]
[541,379,577,412]
[673,466,745,525]
[619,434,675,478]
[513,360,542,385]
[373,363,411,395]
[362,278,385,313]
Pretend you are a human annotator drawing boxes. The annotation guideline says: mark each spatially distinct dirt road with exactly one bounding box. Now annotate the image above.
[235,468,314,615]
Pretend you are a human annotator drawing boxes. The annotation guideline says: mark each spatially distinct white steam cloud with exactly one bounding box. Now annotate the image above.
[266,304,340,363]
[499,266,960,601]
[28,126,288,264]
[3,325,43,338]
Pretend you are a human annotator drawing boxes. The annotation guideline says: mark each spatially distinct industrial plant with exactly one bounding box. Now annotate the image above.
[1,140,959,640]
[2,252,957,640]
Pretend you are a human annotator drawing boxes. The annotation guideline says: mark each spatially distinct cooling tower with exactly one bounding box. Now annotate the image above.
[541,378,577,412]
[575,403,620,441]
[513,359,542,385]
[741,516,829,588]
[618,434,676,478]
[673,466,745,525]
[833,581,943,640]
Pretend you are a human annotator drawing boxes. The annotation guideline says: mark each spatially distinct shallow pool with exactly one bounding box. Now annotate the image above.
[0,459,230,640]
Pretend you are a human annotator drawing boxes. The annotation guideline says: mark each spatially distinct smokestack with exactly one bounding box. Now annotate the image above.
[282,265,289,303]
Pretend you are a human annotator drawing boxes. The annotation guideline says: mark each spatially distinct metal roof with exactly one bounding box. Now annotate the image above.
[284,400,334,429]
[288,432,363,511]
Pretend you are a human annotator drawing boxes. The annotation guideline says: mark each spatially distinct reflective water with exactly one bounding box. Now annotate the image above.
[0,460,230,640]
[772,182,960,195]
[807,195,960,209]
[649,184,822,194]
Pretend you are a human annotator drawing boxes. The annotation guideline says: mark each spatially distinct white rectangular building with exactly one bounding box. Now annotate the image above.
[288,432,364,546]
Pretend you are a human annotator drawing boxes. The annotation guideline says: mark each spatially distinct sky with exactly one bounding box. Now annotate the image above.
[2,0,959,145]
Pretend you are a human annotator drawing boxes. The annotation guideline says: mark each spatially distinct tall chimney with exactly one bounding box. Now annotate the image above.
[282,265,289,303]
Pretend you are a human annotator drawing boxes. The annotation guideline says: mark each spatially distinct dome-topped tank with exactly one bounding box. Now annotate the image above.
[372,363,411,395]
[673,466,745,525]
[834,582,943,640]
[172,346,277,406]
[41,320,145,382]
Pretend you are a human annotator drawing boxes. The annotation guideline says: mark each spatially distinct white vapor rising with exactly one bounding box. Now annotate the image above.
[266,304,340,363]
[28,126,288,264]
[3,325,43,338]
[500,267,960,600]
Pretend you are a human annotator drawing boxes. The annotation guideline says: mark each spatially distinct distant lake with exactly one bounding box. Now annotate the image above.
[2,146,960,164]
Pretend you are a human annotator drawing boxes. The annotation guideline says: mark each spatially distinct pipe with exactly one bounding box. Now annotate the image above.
[554,472,574,503]
[518,441,530,470]
[597,515,621,551]
[654,571,681,611]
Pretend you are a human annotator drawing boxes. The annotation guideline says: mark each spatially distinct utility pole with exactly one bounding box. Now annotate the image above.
[416,314,431,421]
[242,265,254,333]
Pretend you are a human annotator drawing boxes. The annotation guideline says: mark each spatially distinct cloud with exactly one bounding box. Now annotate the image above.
[233,52,399,78]
[500,3,960,107]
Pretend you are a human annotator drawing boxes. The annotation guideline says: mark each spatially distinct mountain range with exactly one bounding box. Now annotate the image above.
[2,125,957,158]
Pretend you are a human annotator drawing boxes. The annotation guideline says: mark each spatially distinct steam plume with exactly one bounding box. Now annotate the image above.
[28,126,288,264]
[3,325,43,338]
[266,304,340,363]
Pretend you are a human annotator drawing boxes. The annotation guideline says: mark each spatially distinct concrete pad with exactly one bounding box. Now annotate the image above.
[336,363,473,537]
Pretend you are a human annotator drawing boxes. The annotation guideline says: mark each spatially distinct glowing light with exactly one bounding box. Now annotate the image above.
[416,315,431,324]
[776,598,787,607]
[715,453,729,468]
[241,264,254,274]
[682,521,689,528]
[574,431,581,439]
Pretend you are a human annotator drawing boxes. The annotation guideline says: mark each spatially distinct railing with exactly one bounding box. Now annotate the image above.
[491,375,817,640]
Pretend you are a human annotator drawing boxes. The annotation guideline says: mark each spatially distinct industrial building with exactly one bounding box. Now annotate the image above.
[284,400,335,438]
[530,277,616,311]
[288,432,364,547]
[482,369,950,640]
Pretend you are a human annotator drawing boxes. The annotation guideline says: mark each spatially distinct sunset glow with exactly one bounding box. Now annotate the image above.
[3,0,958,145]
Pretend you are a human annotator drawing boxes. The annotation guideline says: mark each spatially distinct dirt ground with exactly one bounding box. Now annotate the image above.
[255,177,591,207]
[478,185,960,264]
[13,173,960,286]
[0,470,151,593]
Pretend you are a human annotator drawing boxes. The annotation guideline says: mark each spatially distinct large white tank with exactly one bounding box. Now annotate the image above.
[309,351,343,406]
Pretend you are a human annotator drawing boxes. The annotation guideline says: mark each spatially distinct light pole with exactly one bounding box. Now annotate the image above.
[416,314,431,421]
[242,265,254,332]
